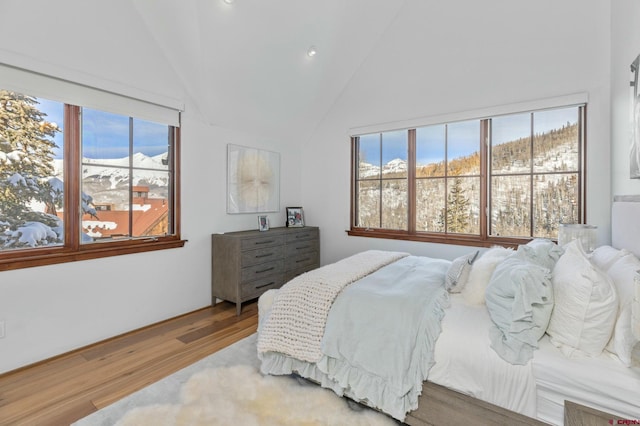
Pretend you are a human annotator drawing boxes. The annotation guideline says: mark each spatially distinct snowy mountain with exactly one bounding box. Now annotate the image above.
[358,157,408,178]
[53,152,168,183]
[52,152,170,208]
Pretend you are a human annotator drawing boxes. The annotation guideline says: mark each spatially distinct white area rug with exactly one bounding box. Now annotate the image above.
[73,334,397,426]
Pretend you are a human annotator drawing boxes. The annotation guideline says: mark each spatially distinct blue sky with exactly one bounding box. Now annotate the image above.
[39,96,577,164]
[37,98,169,160]
[359,106,579,165]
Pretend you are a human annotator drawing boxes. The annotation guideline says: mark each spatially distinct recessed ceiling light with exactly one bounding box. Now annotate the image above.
[223,0,234,4]
[307,46,317,57]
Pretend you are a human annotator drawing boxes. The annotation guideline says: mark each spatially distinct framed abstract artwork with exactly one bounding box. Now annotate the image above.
[227,144,280,213]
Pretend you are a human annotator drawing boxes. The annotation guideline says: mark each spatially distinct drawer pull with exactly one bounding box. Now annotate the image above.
[296,258,310,263]
[256,281,275,289]
[295,234,310,239]
[296,245,310,250]
[255,253,274,258]
[255,240,274,245]
[255,266,275,274]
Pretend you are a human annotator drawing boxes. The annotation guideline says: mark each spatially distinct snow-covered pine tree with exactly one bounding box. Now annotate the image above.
[445,177,470,233]
[0,90,63,248]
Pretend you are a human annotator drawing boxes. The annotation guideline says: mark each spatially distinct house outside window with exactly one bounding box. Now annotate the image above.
[0,67,184,271]
[350,103,586,248]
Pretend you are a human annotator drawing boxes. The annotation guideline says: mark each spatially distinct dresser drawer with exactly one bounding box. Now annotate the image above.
[241,275,285,299]
[285,252,319,272]
[241,234,284,250]
[285,228,318,243]
[285,238,318,257]
[241,245,284,267]
[285,266,317,282]
[241,259,284,282]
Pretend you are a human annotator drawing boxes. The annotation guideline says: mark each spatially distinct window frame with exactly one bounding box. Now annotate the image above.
[348,104,586,249]
[0,104,185,272]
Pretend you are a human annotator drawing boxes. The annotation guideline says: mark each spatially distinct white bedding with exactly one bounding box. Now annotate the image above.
[258,255,640,425]
[533,336,640,425]
[260,255,450,421]
[258,250,409,363]
[428,293,538,417]
[258,262,540,421]
[320,256,450,420]
[425,293,640,425]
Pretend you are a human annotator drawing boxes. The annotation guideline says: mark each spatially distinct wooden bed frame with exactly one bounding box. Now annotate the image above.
[405,381,546,425]
[403,381,620,426]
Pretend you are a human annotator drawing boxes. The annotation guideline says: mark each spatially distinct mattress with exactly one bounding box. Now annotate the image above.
[428,294,538,417]
[431,294,640,425]
[532,336,640,425]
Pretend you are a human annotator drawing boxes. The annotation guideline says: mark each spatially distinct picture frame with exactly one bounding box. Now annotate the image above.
[227,144,280,213]
[286,207,304,227]
[258,215,269,232]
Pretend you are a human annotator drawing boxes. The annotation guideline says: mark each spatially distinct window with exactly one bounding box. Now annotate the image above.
[350,104,585,248]
[0,88,183,271]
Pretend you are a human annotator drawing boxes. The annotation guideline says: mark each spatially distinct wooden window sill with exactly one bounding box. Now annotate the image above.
[347,229,529,250]
[0,239,187,271]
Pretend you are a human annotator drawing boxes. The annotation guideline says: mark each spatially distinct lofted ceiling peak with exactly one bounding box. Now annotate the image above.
[132,0,406,140]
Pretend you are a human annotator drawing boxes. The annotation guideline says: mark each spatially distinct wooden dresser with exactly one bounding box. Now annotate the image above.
[212,226,319,315]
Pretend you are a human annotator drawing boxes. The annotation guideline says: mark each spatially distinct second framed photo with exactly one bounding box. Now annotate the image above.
[258,215,269,231]
[286,207,304,227]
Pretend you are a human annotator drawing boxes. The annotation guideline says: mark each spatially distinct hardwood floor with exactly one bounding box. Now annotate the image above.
[0,301,259,426]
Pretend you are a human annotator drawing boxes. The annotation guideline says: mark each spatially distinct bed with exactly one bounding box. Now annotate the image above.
[256,196,640,426]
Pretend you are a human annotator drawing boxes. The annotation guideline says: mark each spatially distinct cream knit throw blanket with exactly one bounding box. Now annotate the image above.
[257,250,409,363]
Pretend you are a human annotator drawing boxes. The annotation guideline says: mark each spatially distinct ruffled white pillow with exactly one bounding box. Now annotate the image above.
[547,239,618,357]
[485,253,553,364]
[522,238,564,270]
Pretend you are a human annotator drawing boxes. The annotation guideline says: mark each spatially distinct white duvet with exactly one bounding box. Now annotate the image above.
[258,264,539,421]
[428,293,538,417]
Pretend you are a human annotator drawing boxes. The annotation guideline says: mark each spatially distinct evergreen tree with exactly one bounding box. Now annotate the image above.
[446,177,470,233]
[0,90,62,248]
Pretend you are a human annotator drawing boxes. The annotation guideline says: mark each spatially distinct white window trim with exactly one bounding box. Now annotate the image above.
[0,50,183,126]
[348,93,589,137]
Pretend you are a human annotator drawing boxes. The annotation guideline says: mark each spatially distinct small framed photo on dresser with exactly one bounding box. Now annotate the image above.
[258,215,269,231]
[286,207,304,227]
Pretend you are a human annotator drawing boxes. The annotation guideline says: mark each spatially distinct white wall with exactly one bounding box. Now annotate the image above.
[611,0,640,197]
[0,0,621,374]
[0,112,300,374]
[0,2,302,373]
[302,0,613,266]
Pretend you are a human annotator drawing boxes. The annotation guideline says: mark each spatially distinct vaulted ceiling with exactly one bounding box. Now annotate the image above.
[0,0,406,140]
[0,1,608,143]
[131,0,406,139]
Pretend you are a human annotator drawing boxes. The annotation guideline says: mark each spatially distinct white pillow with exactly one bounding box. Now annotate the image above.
[445,250,479,293]
[605,252,640,366]
[547,239,618,357]
[462,246,513,305]
[590,245,628,272]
